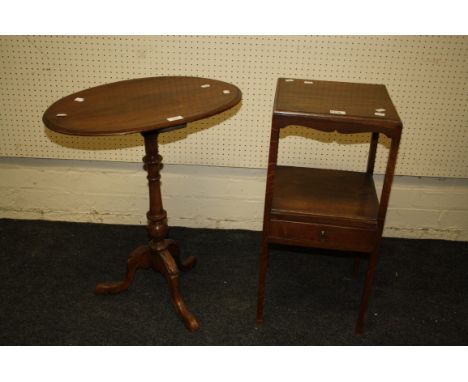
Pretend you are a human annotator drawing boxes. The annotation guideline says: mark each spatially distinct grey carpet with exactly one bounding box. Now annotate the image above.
[0,218,466,345]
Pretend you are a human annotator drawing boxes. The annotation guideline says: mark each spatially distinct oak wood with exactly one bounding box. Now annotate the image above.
[43,76,242,332]
[257,78,402,333]
[43,76,241,136]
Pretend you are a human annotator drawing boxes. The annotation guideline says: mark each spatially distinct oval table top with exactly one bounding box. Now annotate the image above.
[43,76,242,136]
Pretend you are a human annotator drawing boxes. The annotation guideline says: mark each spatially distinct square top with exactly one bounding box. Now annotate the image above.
[274,78,402,130]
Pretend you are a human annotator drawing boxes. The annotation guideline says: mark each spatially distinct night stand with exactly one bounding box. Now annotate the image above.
[256,78,402,333]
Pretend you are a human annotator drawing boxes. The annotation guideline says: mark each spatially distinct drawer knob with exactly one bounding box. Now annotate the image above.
[320,230,326,242]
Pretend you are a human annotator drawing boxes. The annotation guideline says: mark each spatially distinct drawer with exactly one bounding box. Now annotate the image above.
[268,219,377,252]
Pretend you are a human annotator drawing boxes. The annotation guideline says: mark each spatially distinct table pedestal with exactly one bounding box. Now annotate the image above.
[95,129,199,332]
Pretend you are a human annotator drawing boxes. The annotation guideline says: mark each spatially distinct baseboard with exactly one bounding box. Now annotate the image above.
[1,158,467,240]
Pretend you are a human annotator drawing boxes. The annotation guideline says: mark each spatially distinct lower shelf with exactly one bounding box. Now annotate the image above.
[271,166,379,229]
[268,166,380,253]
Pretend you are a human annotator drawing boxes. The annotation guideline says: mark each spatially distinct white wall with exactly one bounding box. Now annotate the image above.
[0,158,467,241]
[1,36,467,178]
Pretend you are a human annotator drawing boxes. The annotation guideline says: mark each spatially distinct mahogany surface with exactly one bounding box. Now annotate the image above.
[271,166,379,228]
[42,76,242,332]
[257,78,402,333]
[274,78,401,132]
[43,76,241,136]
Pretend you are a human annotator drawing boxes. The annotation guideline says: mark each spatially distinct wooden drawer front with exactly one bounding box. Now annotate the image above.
[269,220,376,252]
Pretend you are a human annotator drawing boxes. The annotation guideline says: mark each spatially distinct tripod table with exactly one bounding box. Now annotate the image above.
[43,76,242,331]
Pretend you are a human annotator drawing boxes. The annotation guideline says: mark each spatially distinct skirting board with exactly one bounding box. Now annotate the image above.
[1,158,467,241]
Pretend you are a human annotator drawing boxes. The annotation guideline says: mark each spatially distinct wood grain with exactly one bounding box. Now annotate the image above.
[257,78,402,334]
[44,76,242,332]
[43,76,241,136]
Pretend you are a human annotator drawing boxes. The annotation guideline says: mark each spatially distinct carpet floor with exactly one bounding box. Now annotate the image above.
[0,218,467,345]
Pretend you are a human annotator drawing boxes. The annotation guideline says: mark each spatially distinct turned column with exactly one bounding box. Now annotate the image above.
[143,130,169,253]
[141,129,199,331]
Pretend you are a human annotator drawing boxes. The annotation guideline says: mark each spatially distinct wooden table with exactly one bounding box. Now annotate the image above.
[256,78,402,333]
[43,76,242,331]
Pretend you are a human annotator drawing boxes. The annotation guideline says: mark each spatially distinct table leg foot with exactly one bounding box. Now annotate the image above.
[167,239,197,271]
[355,250,379,334]
[156,249,199,332]
[95,245,151,295]
[96,132,199,331]
[96,241,199,331]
